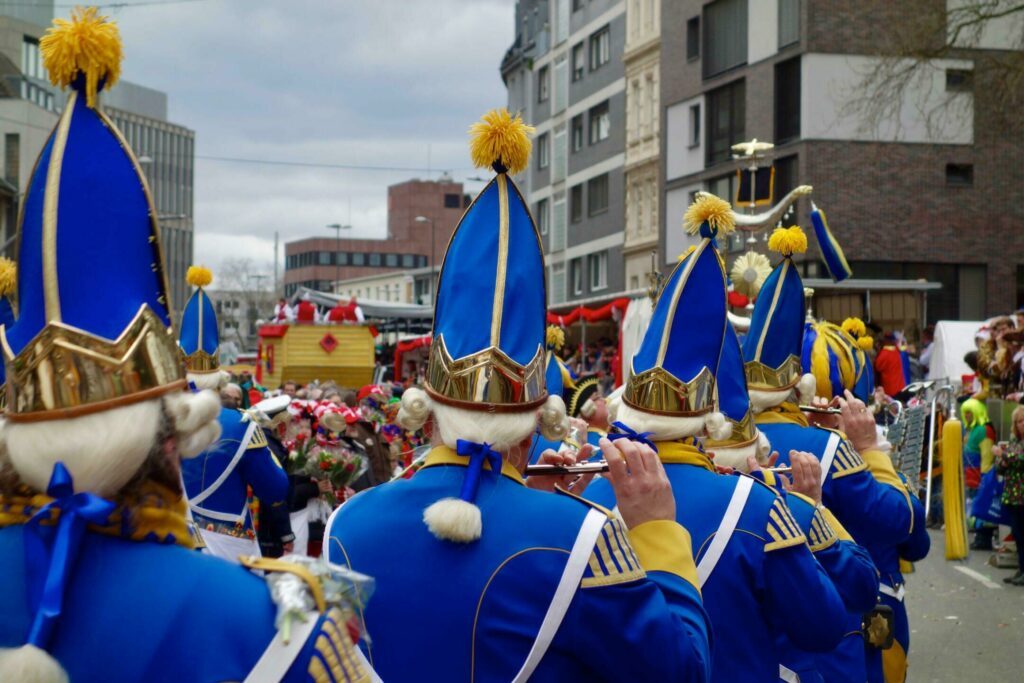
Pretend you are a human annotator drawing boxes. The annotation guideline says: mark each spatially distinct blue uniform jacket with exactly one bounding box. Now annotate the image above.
[0,527,360,682]
[585,441,847,682]
[777,491,880,683]
[756,409,914,550]
[182,407,289,531]
[327,446,713,682]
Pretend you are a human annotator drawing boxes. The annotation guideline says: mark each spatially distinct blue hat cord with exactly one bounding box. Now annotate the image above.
[455,440,502,504]
[24,462,116,649]
[698,223,719,250]
[608,421,657,453]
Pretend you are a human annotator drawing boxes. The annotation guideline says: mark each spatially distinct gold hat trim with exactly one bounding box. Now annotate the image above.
[744,355,802,392]
[425,334,546,409]
[2,304,185,421]
[183,349,220,373]
[623,365,715,416]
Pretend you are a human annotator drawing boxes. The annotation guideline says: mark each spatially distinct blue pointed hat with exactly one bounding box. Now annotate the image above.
[426,109,547,410]
[741,226,808,393]
[1,9,184,419]
[623,195,732,416]
[179,266,220,374]
[707,324,758,448]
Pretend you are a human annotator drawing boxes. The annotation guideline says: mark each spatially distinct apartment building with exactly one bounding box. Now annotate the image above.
[502,0,627,305]
[660,0,1023,323]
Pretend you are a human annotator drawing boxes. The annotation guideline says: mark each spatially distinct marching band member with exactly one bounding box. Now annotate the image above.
[178,266,289,561]
[711,324,881,683]
[585,195,847,681]
[801,321,930,682]
[0,9,366,681]
[744,229,914,553]
[327,109,713,681]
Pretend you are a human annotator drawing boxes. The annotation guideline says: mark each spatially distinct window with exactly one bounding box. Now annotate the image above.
[570,257,583,295]
[589,26,610,70]
[385,253,399,267]
[774,58,801,143]
[572,43,585,81]
[536,198,550,235]
[686,17,700,61]
[589,101,610,144]
[588,252,608,290]
[774,155,798,199]
[537,132,550,169]
[946,163,973,186]
[703,0,748,79]
[318,252,331,266]
[21,38,42,79]
[573,0,585,10]
[707,174,734,208]
[706,79,745,165]
[537,65,550,102]
[337,252,349,265]
[778,0,800,48]
[946,69,973,92]
[570,184,584,222]
[402,254,415,268]
[587,174,609,216]
[352,252,366,266]
[689,104,701,147]
[571,115,584,151]
[444,193,461,208]
[369,253,381,266]
[1017,266,1024,310]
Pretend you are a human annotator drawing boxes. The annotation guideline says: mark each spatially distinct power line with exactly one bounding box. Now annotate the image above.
[0,0,209,9]
[195,154,474,175]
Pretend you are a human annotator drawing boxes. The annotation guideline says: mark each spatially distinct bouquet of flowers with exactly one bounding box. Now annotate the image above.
[282,400,368,506]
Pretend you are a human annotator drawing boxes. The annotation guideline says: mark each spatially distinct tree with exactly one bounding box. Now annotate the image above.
[840,1,1024,137]
[215,258,275,353]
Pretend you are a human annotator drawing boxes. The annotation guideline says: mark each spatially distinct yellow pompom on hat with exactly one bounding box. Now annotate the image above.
[40,6,122,109]
[186,265,213,289]
[768,225,808,257]
[469,108,534,175]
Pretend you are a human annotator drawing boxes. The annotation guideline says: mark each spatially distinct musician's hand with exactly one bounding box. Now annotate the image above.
[748,453,790,490]
[601,437,675,528]
[526,444,596,493]
[707,451,734,475]
[806,395,841,429]
[784,451,822,506]
[837,389,878,453]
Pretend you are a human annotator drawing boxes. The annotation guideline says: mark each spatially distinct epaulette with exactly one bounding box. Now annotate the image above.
[764,496,807,552]
[806,506,839,552]
[580,515,647,588]
[248,424,269,449]
[830,438,868,479]
[309,607,370,683]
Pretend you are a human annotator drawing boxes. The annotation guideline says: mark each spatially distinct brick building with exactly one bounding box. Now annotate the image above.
[283,178,468,296]
[660,0,1023,327]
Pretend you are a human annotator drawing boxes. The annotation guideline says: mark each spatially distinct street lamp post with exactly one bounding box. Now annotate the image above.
[414,215,436,304]
[326,223,351,293]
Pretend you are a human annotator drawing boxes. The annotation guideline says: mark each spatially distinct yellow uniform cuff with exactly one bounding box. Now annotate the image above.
[628,520,700,593]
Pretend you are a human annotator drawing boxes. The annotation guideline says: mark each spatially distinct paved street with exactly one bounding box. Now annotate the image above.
[905,530,1023,681]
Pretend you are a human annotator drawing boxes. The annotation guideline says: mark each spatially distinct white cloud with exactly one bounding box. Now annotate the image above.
[107,0,514,274]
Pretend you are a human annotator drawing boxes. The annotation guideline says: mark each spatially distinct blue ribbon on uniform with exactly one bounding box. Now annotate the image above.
[456,440,502,504]
[608,421,657,452]
[24,462,116,649]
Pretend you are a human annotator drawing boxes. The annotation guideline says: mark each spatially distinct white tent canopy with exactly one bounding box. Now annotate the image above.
[927,320,982,382]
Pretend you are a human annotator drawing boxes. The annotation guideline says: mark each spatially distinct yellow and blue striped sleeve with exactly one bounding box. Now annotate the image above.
[764,497,807,552]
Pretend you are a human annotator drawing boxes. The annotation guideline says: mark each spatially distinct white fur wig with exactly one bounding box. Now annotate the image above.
[397,387,569,543]
[615,402,732,443]
[749,373,817,414]
[186,370,230,392]
[709,430,773,473]
[0,390,221,497]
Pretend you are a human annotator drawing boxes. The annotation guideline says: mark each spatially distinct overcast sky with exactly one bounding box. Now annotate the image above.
[111,0,513,278]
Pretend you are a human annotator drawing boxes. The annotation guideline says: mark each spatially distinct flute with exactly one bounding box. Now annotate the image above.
[799,404,842,415]
[525,460,609,476]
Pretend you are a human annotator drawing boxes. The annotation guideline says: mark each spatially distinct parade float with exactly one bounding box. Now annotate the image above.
[256,322,376,388]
